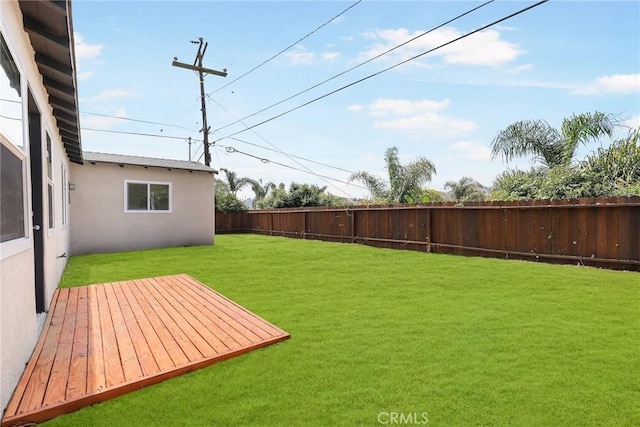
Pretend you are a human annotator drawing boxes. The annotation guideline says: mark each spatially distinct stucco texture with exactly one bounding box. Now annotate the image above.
[1,0,73,410]
[69,161,215,255]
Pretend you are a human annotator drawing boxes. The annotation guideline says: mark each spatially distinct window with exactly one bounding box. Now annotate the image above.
[0,32,23,150]
[46,133,54,229]
[125,181,171,213]
[1,142,26,242]
[61,164,68,225]
[1,31,28,257]
[46,134,52,179]
[47,183,54,229]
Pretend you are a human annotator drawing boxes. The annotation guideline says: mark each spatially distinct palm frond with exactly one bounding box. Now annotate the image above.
[560,111,619,164]
[349,171,388,199]
[491,120,562,165]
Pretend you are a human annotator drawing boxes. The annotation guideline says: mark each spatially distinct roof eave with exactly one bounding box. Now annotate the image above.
[19,0,83,164]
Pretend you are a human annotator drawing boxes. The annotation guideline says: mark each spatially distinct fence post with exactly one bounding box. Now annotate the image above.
[351,209,355,244]
[425,207,431,252]
[303,211,307,239]
[270,211,274,236]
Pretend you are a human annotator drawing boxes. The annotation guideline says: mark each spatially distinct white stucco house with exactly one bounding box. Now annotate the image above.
[1,0,216,414]
[1,0,83,410]
[70,152,215,255]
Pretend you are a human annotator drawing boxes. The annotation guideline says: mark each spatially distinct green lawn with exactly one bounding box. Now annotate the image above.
[49,234,639,426]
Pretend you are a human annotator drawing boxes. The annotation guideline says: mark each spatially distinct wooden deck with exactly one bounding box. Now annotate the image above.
[2,274,290,426]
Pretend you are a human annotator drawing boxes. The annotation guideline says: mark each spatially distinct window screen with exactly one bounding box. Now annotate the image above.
[1,143,25,242]
[126,181,171,212]
[1,32,23,150]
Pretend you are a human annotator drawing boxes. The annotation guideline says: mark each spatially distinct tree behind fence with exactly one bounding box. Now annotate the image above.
[216,197,640,271]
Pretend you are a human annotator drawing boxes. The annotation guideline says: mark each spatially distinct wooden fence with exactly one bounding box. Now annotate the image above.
[216,197,640,271]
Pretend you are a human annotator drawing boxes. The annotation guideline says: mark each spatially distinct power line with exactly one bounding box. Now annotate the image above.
[80,110,199,132]
[75,105,363,179]
[215,143,366,192]
[80,119,363,188]
[215,0,548,141]
[228,136,357,175]
[210,0,362,95]
[212,0,495,134]
[83,127,199,141]
[209,97,359,197]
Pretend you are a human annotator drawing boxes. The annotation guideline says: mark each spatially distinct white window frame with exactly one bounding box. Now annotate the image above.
[0,32,29,260]
[0,135,30,259]
[47,182,54,236]
[61,163,68,226]
[46,133,54,234]
[124,180,172,213]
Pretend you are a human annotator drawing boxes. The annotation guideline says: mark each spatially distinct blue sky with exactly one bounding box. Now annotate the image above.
[72,1,640,200]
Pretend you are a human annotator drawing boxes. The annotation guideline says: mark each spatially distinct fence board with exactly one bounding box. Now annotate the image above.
[216,197,640,271]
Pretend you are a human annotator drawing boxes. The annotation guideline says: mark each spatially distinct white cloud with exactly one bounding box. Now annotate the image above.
[573,73,640,95]
[505,64,534,74]
[347,104,363,112]
[358,26,523,67]
[83,89,136,104]
[95,89,135,100]
[82,108,127,129]
[374,113,476,137]
[447,141,492,161]
[367,98,450,116]
[74,33,103,59]
[322,51,341,60]
[283,45,314,65]
[78,71,95,81]
[623,115,640,129]
[361,97,475,138]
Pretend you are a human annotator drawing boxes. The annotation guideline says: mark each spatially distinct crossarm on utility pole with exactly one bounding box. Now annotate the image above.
[171,60,228,77]
[172,38,227,166]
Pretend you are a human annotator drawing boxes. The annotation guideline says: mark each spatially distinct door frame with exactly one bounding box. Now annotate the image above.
[28,89,45,314]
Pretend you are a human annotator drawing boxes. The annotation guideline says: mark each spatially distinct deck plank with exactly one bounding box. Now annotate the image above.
[65,285,89,400]
[112,281,161,376]
[3,290,61,416]
[128,279,188,368]
[177,276,286,348]
[119,281,173,372]
[43,287,79,406]
[178,274,284,340]
[2,275,290,427]
[17,288,70,413]
[168,276,254,349]
[143,277,215,358]
[180,274,282,335]
[97,284,126,388]
[133,279,202,364]
[104,283,143,382]
[152,276,230,355]
[86,285,106,394]
[157,278,240,353]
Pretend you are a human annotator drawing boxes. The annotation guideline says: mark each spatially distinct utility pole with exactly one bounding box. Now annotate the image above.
[172,38,227,166]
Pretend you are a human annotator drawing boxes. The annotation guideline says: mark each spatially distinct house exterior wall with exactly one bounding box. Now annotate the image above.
[1,1,71,410]
[69,162,214,255]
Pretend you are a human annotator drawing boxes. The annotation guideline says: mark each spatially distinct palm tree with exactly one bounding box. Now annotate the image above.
[444,177,485,202]
[350,146,436,203]
[491,111,618,168]
[220,168,257,196]
[250,179,275,208]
